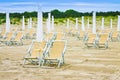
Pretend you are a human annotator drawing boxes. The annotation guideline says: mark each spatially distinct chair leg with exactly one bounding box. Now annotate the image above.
[58,60,61,68]
[38,58,41,67]
[105,43,108,49]
[62,56,65,64]
[41,59,45,66]
[23,59,26,67]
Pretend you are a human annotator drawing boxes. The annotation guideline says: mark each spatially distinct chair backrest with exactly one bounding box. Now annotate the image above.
[6,32,14,40]
[46,33,54,40]
[79,31,85,37]
[88,33,96,38]
[99,34,108,43]
[64,28,70,33]
[15,32,23,41]
[56,32,65,40]
[30,41,46,57]
[0,30,6,35]
[111,31,119,37]
[85,33,97,43]
[32,41,46,49]
[71,29,78,34]
[28,29,36,36]
[98,29,112,34]
[49,40,66,59]
[7,32,13,37]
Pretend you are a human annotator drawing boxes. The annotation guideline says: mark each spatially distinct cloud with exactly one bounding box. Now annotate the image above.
[56,2,120,8]
[0,2,120,13]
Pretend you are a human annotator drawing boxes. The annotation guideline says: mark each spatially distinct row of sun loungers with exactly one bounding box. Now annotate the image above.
[85,33,109,49]
[0,31,23,46]
[66,28,120,42]
[23,32,67,68]
[64,28,120,49]
[0,28,66,46]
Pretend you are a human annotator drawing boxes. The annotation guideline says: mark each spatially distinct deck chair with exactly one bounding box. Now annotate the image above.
[42,40,67,68]
[11,32,24,45]
[28,29,36,39]
[23,40,48,67]
[0,30,6,38]
[77,31,86,41]
[63,28,69,33]
[95,33,109,49]
[1,32,15,45]
[25,29,36,39]
[110,31,120,41]
[55,32,65,40]
[84,33,98,48]
[63,28,72,36]
[22,29,29,39]
[98,29,112,38]
[70,29,79,37]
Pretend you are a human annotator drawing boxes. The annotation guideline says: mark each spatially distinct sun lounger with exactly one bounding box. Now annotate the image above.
[70,29,79,37]
[1,32,15,45]
[23,40,48,67]
[84,33,98,48]
[11,32,24,45]
[77,31,86,40]
[110,31,120,41]
[95,33,109,49]
[42,40,67,68]
[0,30,6,38]
[23,29,36,39]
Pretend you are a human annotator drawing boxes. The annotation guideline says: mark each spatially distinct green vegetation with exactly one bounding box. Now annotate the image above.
[0,9,120,28]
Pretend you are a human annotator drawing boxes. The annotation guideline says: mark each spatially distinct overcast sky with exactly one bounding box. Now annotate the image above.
[0,0,120,13]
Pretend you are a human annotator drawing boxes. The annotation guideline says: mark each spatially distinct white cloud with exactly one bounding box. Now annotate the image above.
[0,2,120,13]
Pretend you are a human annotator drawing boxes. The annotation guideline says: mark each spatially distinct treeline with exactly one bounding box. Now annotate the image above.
[0,9,120,19]
[46,10,120,18]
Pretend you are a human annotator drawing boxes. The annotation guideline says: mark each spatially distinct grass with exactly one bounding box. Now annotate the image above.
[0,16,118,29]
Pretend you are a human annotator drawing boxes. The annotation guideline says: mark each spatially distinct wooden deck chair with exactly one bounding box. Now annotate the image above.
[63,28,72,36]
[98,29,112,36]
[55,32,65,40]
[84,33,98,48]
[1,32,14,45]
[95,33,109,49]
[11,32,24,45]
[77,31,87,41]
[86,29,92,33]
[42,40,67,68]
[28,29,36,39]
[22,29,32,39]
[110,31,120,41]
[70,29,79,37]
[0,30,6,38]
[5,32,15,45]
[23,40,47,67]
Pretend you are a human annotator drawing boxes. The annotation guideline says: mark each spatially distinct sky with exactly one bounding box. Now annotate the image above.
[0,0,120,13]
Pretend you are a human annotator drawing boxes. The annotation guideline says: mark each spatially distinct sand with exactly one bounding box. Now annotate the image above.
[0,32,120,80]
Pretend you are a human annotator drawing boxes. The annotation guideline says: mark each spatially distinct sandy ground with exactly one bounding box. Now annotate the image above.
[0,31,120,80]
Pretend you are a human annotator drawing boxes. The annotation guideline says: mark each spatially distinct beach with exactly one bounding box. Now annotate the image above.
[0,30,120,80]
